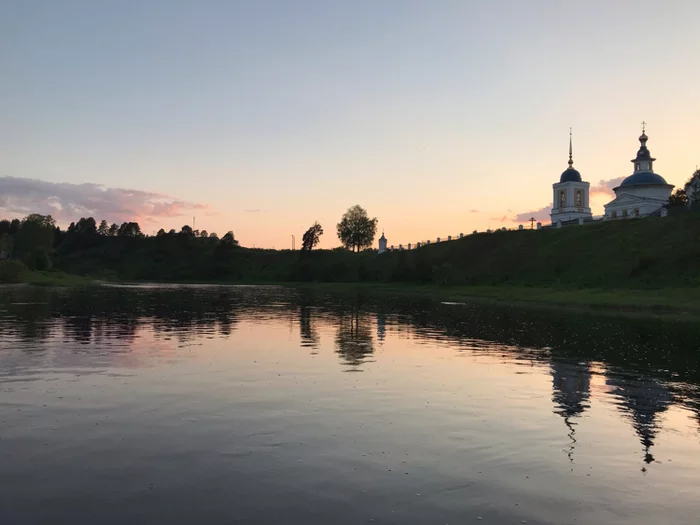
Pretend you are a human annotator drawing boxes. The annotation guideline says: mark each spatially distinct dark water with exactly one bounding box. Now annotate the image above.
[1,285,699,525]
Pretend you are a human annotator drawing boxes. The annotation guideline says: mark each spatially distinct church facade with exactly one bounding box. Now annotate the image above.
[603,128,674,220]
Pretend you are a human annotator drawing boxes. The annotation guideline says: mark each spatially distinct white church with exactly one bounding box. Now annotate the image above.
[550,126,674,226]
[378,125,680,252]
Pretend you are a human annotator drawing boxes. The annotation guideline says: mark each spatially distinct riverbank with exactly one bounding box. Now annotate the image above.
[289,282,700,320]
[3,273,698,319]
[1,270,95,287]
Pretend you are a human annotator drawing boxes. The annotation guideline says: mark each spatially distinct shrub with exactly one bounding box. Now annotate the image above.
[0,259,29,283]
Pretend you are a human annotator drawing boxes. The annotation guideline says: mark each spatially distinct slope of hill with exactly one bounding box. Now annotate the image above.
[53,214,700,289]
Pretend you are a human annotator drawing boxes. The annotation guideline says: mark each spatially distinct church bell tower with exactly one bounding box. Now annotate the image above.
[550,129,592,225]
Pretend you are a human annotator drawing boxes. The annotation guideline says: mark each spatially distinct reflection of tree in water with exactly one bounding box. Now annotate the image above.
[551,358,592,468]
[334,311,375,370]
[63,314,93,345]
[606,371,672,471]
[299,306,320,351]
[376,311,386,344]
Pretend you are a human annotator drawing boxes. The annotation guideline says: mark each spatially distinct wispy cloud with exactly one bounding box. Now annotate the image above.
[244,209,261,213]
[590,177,625,196]
[469,209,479,213]
[513,205,552,223]
[490,215,509,223]
[0,176,210,225]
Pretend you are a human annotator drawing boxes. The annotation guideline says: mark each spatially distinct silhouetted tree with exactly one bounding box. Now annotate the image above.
[221,231,238,246]
[98,220,109,235]
[337,205,378,252]
[14,214,56,267]
[179,225,195,239]
[0,220,10,236]
[156,228,166,237]
[117,222,142,237]
[75,217,97,235]
[668,188,688,207]
[108,223,119,236]
[0,233,13,257]
[9,219,20,235]
[167,229,177,236]
[200,230,208,238]
[301,222,323,251]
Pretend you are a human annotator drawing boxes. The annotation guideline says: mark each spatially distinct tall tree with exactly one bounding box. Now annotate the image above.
[667,188,688,208]
[200,230,208,238]
[117,222,142,237]
[301,222,323,251]
[156,228,166,237]
[14,214,56,261]
[75,217,97,235]
[179,225,195,238]
[24,214,56,229]
[336,205,378,252]
[0,233,13,257]
[221,231,238,246]
[9,219,20,235]
[98,220,109,235]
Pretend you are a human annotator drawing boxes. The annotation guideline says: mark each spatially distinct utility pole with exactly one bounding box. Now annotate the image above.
[291,235,295,250]
[530,217,535,230]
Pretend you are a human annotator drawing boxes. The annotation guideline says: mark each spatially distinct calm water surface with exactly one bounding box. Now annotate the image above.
[1,284,699,524]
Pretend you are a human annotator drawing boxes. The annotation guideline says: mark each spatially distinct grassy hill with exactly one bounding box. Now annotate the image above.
[52,213,700,290]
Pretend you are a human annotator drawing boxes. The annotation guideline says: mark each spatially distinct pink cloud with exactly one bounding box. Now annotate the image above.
[0,176,210,226]
[513,205,552,223]
[590,177,626,196]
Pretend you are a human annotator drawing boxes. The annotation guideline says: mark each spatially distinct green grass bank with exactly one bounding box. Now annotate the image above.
[54,213,700,288]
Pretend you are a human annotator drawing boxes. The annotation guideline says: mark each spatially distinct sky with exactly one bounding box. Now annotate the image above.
[1,0,699,248]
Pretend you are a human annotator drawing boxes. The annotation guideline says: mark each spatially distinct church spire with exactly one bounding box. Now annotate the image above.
[568,127,574,168]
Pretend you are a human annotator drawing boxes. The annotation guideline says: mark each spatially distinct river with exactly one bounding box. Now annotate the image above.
[1,284,699,524]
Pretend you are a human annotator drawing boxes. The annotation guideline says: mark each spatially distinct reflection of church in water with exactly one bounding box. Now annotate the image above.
[605,372,672,469]
[551,358,592,466]
[550,357,673,471]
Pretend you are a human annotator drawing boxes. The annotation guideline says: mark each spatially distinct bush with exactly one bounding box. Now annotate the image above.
[0,259,29,283]
[25,249,52,271]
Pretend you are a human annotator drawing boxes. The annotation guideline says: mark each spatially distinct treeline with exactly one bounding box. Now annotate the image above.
[0,214,239,283]
[3,211,700,289]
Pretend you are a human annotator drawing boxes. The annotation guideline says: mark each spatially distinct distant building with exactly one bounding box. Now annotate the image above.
[550,129,592,225]
[378,232,387,254]
[604,127,674,220]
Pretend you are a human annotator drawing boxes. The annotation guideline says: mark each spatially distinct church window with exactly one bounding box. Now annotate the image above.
[559,190,566,208]
[623,209,629,217]
[575,190,583,208]
[635,163,640,171]
[634,208,640,217]
[612,211,618,218]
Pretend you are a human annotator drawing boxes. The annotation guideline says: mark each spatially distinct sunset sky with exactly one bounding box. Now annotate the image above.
[1,0,698,248]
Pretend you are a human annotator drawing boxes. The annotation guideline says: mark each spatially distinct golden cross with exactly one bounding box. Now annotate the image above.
[641,121,647,133]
